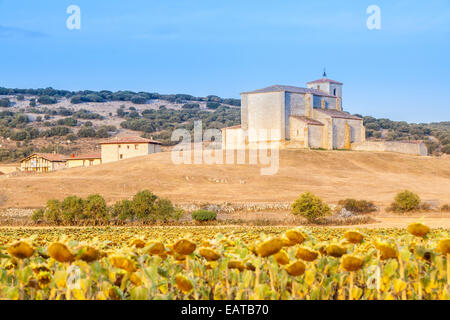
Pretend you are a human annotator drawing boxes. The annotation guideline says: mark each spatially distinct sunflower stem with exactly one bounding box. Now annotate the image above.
[447,253,450,287]
[349,272,354,300]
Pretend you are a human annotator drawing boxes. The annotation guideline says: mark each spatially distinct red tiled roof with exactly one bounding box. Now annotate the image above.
[65,153,101,160]
[290,116,324,126]
[315,108,362,120]
[99,136,162,145]
[22,153,67,162]
[307,78,343,85]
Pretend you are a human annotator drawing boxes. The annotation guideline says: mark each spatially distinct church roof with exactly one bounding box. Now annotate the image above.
[290,116,324,126]
[314,108,362,120]
[242,85,336,98]
[307,78,343,85]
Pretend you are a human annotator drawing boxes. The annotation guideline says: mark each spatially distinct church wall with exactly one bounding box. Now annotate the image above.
[289,117,307,143]
[332,118,364,149]
[285,93,306,140]
[308,125,323,149]
[241,94,249,130]
[351,141,428,156]
[247,92,284,143]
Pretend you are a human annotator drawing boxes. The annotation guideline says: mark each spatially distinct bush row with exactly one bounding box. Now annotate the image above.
[32,190,183,225]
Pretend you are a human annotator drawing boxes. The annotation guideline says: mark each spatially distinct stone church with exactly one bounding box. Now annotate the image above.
[222,74,366,150]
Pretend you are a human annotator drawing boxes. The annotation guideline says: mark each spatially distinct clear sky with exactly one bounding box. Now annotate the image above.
[0,0,449,122]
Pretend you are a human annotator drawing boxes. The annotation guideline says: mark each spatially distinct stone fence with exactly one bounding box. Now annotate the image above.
[351,140,428,156]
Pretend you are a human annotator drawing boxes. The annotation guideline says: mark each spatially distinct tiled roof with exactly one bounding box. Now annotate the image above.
[99,136,162,145]
[223,125,242,130]
[242,85,336,98]
[307,78,343,85]
[290,116,324,126]
[65,153,101,160]
[314,108,362,120]
[22,153,67,162]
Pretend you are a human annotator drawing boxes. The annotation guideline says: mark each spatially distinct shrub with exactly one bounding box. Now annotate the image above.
[44,200,62,224]
[38,96,57,105]
[31,208,44,222]
[0,98,10,107]
[154,198,179,222]
[206,102,221,109]
[84,194,108,220]
[132,190,158,220]
[61,195,85,223]
[77,127,96,138]
[291,192,331,222]
[389,190,421,213]
[192,210,217,222]
[338,199,377,214]
[441,204,450,212]
[111,200,134,221]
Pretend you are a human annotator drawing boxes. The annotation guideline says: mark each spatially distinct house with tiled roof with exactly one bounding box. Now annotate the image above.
[65,153,102,168]
[20,153,67,173]
[99,136,162,163]
[222,73,366,150]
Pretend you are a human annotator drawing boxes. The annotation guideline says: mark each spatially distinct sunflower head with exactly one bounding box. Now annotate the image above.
[407,223,430,238]
[7,241,34,259]
[295,246,319,262]
[285,260,306,276]
[341,254,364,272]
[256,238,283,257]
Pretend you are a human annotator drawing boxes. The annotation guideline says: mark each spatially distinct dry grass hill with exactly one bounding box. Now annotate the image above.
[1,149,449,210]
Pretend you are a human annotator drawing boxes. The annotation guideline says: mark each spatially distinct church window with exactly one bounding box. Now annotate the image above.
[333,88,337,95]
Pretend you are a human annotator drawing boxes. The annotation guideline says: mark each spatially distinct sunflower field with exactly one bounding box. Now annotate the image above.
[0,224,449,300]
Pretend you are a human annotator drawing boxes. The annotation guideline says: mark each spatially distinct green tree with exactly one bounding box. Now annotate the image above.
[111,199,134,221]
[84,194,108,220]
[291,192,331,222]
[61,195,85,223]
[390,190,421,213]
[132,190,158,220]
[44,200,62,224]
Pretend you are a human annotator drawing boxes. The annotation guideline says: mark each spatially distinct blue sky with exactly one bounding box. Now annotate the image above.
[0,0,449,122]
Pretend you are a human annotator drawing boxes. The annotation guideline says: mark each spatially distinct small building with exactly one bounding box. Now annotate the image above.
[65,153,102,168]
[100,136,162,164]
[20,153,66,173]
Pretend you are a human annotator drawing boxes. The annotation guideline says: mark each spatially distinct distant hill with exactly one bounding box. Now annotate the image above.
[1,149,449,209]
[0,87,449,163]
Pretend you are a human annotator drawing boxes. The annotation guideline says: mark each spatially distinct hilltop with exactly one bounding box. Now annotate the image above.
[0,88,449,164]
[1,149,449,209]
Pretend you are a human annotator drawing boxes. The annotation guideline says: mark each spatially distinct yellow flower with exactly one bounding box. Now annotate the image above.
[7,241,34,259]
[37,271,52,288]
[175,275,193,293]
[285,260,306,276]
[407,223,430,237]
[130,273,142,286]
[295,247,319,262]
[130,239,146,248]
[285,229,305,244]
[375,242,398,260]
[281,237,297,247]
[77,246,100,263]
[437,238,450,255]
[110,256,137,273]
[256,238,283,257]
[48,243,74,263]
[199,247,220,261]
[173,239,196,255]
[326,244,347,258]
[148,241,165,255]
[344,231,364,244]
[341,254,364,272]
[228,260,245,271]
[274,250,290,265]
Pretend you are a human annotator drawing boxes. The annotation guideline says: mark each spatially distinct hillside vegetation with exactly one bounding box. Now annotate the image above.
[0,87,449,163]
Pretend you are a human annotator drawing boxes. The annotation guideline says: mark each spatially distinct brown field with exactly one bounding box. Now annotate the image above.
[1,149,449,211]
